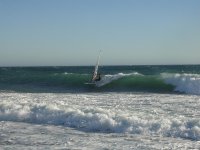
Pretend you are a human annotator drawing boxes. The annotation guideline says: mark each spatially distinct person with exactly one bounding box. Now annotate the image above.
[95,73,101,81]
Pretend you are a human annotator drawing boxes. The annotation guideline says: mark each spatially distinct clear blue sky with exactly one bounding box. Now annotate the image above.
[0,0,200,66]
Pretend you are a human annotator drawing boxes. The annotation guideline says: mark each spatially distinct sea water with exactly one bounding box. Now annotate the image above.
[0,65,200,149]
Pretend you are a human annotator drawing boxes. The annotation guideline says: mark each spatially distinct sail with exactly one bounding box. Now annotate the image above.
[92,51,101,81]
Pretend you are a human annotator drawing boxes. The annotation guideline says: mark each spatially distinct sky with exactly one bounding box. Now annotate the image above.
[0,0,200,66]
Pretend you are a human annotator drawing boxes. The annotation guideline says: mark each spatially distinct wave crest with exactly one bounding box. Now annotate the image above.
[162,73,200,95]
[96,72,142,87]
[1,69,200,94]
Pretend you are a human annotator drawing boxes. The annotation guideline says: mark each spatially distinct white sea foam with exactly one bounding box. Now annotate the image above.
[63,72,74,75]
[0,93,199,141]
[162,73,200,95]
[96,72,142,87]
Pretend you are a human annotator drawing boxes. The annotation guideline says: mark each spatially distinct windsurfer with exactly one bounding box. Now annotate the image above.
[95,73,101,81]
[92,73,101,82]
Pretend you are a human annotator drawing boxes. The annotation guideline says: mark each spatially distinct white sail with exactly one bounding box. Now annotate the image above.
[92,51,101,82]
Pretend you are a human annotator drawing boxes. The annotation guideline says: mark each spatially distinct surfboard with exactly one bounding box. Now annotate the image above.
[85,50,101,85]
[84,82,96,85]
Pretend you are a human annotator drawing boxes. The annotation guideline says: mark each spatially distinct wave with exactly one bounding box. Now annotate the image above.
[1,70,200,95]
[0,102,199,141]
[95,72,143,87]
[162,73,200,95]
[98,73,200,95]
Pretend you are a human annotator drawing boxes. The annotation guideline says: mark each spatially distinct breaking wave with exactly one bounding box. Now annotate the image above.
[95,72,200,95]
[0,68,200,94]
[162,73,200,95]
[95,72,143,87]
[0,102,199,141]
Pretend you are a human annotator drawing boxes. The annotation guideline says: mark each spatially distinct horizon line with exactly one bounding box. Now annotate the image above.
[0,64,200,67]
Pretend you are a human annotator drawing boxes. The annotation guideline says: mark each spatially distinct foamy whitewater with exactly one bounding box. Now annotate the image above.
[0,66,200,149]
[1,92,200,149]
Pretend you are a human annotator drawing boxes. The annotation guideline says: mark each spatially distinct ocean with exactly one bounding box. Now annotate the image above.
[0,65,200,149]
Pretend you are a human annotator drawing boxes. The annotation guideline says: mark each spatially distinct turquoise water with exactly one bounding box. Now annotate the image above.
[0,65,200,94]
[1,66,200,149]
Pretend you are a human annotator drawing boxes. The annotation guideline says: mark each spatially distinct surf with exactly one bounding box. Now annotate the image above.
[0,92,200,141]
[1,65,200,94]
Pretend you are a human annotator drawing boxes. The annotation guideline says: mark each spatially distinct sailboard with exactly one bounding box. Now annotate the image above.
[85,51,101,85]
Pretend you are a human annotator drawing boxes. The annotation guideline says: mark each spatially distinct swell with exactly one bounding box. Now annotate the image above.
[0,71,173,92]
[96,73,174,92]
[1,69,200,94]
[0,71,90,87]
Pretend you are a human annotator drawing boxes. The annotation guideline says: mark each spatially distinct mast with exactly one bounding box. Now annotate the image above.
[92,50,101,81]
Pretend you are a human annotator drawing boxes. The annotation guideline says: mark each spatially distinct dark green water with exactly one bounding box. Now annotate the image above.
[0,65,200,94]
